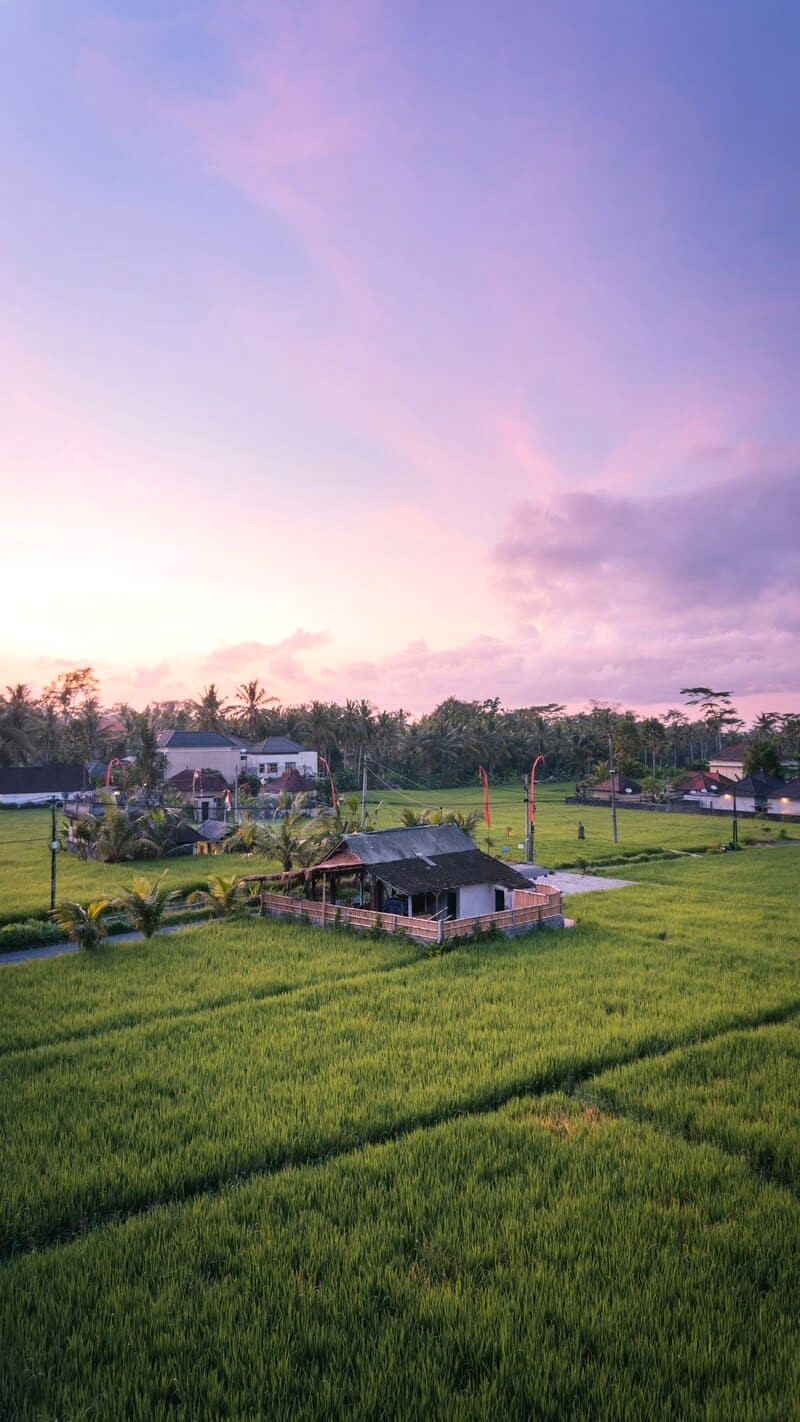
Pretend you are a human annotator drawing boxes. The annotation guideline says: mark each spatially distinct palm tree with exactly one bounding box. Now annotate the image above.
[442,809,480,838]
[224,815,265,855]
[113,873,181,939]
[51,899,110,949]
[234,681,277,741]
[188,874,249,918]
[0,684,38,766]
[191,684,230,732]
[259,812,313,872]
[94,806,160,863]
[128,710,166,788]
[71,814,100,859]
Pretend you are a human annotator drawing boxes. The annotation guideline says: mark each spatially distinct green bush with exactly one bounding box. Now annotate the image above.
[0,919,65,951]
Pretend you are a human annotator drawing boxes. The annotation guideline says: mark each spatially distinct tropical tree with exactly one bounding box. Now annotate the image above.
[0,684,38,765]
[128,710,166,788]
[94,806,160,863]
[70,814,100,859]
[113,873,181,939]
[234,681,277,741]
[224,815,265,854]
[442,808,480,837]
[191,684,230,732]
[188,874,249,918]
[258,812,313,872]
[742,740,783,779]
[51,898,110,949]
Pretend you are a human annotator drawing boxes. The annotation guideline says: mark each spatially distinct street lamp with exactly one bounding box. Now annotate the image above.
[49,796,61,911]
[723,789,738,846]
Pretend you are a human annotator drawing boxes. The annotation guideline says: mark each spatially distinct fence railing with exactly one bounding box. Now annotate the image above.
[254,885,562,943]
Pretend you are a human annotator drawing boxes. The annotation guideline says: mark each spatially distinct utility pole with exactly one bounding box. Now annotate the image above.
[524,774,532,861]
[361,755,369,830]
[49,797,60,911]
[608,732,618,844]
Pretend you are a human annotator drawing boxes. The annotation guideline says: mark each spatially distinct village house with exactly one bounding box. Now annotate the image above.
[248,824,563,945]
[165,768,230,822]
[669,769,734,808]
[717,771,798,816]
[243,737,319,783]
[707,743,750,779]
[158,730,319,787]
[589,772,643,803]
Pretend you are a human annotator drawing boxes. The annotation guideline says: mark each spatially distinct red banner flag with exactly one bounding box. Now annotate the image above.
[478,765,491,827]
[320,756,338,809]
[529,755,545,823]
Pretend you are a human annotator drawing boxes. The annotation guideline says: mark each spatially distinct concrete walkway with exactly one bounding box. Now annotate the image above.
[541,871,633,896]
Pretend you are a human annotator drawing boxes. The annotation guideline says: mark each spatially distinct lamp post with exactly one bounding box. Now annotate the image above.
[724,788,738,846]
[192,770,200,825]
[49,797,61,911]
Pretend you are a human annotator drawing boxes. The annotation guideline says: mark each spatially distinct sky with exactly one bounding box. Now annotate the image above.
[1,0,799,718]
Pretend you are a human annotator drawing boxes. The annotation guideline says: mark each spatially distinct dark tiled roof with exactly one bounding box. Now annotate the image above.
[167,769,229,794]
[671,771,734,793]
[340,824,474,864]
[368,849,531,896]
[709,743,750,761]
[0,764,86,795]
[724,772,787,796]
[593,774,642,794]
[160,731,240,749]
[249,737,306,755]
[261,769,317,795]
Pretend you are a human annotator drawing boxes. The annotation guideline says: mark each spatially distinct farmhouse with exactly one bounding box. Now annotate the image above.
[248,824,563,945]
[0,763,87,807]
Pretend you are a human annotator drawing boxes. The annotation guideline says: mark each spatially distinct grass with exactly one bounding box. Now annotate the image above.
[1,838,799,1416]
[0,784,777,924]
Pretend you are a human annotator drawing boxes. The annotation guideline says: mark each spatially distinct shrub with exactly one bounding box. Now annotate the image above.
[0,919,64,951]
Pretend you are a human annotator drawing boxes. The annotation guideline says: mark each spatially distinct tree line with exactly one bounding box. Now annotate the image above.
[1,672,798,786]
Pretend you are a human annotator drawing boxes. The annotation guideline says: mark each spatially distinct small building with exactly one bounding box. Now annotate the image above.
[0,764,87,807]
[590,773,642,803]
[165,768,230,822]
[244,737,319,782]
[718,772,792,815]
[707,743,750,779]
[260,768,317,798]
[669,769,735,808]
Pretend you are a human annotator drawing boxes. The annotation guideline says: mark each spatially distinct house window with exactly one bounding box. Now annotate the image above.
[267,763,278,776]
[258,763,265,774]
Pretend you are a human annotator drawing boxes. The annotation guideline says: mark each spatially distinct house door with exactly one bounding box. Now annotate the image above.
[446,891,457,919]
[494,888,505,912]
[201,801,210,822]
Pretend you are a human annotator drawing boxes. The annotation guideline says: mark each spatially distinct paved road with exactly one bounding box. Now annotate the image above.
[0,922,194,967]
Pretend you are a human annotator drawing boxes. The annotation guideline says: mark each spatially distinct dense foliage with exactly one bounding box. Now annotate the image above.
[2,673,798,786]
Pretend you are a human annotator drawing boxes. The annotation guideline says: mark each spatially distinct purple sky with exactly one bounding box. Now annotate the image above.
[1,1,798,716]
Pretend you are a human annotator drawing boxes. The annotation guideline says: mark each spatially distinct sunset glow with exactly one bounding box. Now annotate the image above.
[1,2,798,714]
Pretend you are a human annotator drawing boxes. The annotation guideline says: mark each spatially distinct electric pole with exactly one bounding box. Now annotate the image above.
[608,732,618,844]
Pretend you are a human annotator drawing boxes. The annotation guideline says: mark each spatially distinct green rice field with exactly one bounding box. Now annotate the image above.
[0,782,780,924]
[1,844,799,1417]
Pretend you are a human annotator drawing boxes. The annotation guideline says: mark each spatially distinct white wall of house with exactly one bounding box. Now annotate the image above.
[243,749,318,779]
[458,883,497,918]
[163,746,244,784]
[708,756,744,778]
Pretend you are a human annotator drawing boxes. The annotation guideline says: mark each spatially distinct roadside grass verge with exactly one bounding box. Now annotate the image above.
[1,1100,798,1421]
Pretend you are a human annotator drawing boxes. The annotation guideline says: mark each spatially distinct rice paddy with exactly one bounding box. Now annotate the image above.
[1,838,798,1417]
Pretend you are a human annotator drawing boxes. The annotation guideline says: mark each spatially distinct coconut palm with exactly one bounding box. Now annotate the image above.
[224,815,265,855]
[71,814,100,859]
[191,684,231,732]
[234,681,277,741]
[113,873,181,939]
[51,898,110,949]
[188,874,249,918]
[128,710,166,787]
[442,809,480,838]
[94,806,160,863]
[259,812,313,872]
